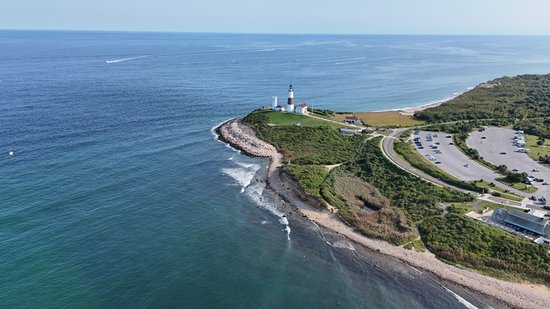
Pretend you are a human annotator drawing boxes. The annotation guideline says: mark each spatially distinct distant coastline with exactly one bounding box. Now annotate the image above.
[376,86,474,115]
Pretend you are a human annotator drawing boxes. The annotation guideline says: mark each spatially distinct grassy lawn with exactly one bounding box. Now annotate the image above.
[472,180,525,202]
[525,134,550,165]
[355,111,425,127]
[477,200,513,212]
[258,110,349,128]
[496,178,537,193]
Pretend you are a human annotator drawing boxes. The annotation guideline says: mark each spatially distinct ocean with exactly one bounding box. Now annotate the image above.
[2,31,550,308]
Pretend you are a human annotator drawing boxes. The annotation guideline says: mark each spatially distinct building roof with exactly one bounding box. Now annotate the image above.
[299,104,307,108]
[345,115,358,120]
[494,208,550,237]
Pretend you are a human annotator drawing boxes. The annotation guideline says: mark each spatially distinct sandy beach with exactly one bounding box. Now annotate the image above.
[216,118,550,309]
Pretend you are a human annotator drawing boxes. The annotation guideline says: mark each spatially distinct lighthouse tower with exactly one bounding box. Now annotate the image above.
[287,84,295,112]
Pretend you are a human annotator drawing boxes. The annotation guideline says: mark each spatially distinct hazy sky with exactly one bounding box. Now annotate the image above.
[1,0,550,35]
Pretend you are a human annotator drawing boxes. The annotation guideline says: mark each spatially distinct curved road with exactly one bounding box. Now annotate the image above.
[380,128,525,208]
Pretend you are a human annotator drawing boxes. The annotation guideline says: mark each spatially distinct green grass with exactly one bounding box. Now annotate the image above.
[525,134,550,165]
[448,204,475,215]
[419,211,550,285]
[284,165,328,197]
[477,200,513,212]
[496,178,537,193]
[258,110,350,128]
[244,111,364,165]
[354,111,425,127]
[473,180,526,201]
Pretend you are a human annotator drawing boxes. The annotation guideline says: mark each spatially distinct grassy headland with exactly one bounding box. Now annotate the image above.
[239,74,550,285]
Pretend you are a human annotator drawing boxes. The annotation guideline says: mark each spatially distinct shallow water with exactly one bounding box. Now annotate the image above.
[2,31,549,308]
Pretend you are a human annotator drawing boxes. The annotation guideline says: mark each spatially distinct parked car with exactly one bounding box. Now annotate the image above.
[532,168,540,172]
[512,169,519,172]
[481,136,487,139]
[435,161,442,164]
[542,182,548,185]
[500,152,506,155]
[449,142,454,145]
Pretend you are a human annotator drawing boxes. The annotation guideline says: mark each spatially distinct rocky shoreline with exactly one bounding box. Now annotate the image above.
[215,117,550,309]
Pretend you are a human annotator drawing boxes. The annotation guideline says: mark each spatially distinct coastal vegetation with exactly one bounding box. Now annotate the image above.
[255,109,347,128]
[524,133,550,165]
[415,74,550,127]
[354,111,424,127]
[340,138,472,222]
[420,207,550,284]
[328,174,417,244]
[244,110,363,165]
[240,74,550,285]
[284,165,328,197]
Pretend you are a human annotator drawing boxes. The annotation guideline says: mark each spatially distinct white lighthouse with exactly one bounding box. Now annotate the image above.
[271,96,278,110]
[287,84,295,112]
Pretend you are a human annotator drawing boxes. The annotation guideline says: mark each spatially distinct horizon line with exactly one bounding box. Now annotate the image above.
[1,28,550,37]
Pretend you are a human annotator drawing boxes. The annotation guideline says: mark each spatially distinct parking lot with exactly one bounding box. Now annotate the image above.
[413,131,502,182]
[467,127,549,201]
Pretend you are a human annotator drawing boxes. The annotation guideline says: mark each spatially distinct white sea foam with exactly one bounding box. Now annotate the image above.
[106,55,149,64]
[244,180,290,238]
[443,287,479,309]
[332,240,355,251]
[221,162,260,188]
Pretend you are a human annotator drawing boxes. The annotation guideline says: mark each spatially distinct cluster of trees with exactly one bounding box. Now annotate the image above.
[415,74,550,125]
[513,118,550,139]
[420,207,550,284]
[284,165,328,197]
[341,138,472,223]
[309,108,336,118]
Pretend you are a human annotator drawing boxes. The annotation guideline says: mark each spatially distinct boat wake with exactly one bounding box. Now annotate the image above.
[106,55,149,64]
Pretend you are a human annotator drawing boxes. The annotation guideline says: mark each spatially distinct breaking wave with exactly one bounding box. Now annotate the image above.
[221,157,290,239]
[221,162,261,188]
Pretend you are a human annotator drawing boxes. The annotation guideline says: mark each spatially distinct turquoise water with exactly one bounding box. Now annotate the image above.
[2,31,550,308]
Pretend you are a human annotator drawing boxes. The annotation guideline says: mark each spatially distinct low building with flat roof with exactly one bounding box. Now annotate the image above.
[492,208,550,244]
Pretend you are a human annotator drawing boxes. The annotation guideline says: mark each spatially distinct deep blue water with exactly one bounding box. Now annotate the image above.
[2,31,550,308]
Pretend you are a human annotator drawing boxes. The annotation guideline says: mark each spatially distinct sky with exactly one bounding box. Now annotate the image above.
[1,0,550,35]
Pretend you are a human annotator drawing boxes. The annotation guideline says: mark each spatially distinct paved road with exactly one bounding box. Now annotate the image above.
[382,129,472,193]
[415,131,502,182]
[380,129,537,210]
[467,127,549,201]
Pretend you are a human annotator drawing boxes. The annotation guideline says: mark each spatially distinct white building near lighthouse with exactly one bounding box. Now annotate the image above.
[295,103,308,114]
[271,84,307,114]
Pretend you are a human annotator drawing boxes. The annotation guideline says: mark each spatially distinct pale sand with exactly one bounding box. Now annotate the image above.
[398,101,443,116]
[217,119,550,309]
